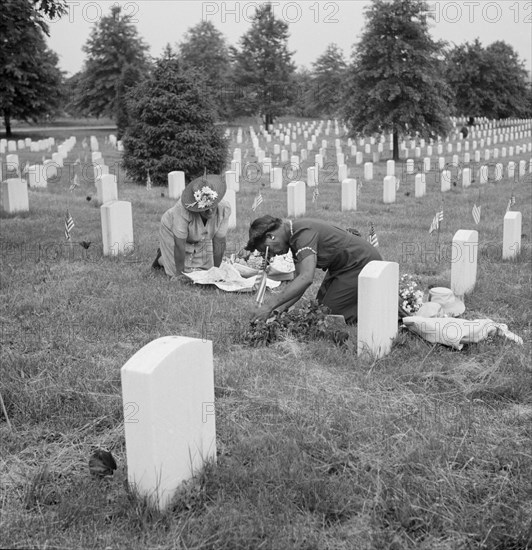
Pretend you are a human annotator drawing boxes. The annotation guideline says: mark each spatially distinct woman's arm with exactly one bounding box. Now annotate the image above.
[173,236,186,274]
[212,236,226,267]
[252,254,316,321]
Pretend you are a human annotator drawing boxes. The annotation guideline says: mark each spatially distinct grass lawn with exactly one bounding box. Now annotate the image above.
[1,119,531,549]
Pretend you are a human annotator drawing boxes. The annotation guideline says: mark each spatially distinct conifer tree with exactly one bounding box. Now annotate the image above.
[343,0,452,160]
[122,53,228,186]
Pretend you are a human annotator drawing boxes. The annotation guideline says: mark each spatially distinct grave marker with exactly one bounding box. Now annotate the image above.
[287,180,306,217]
[168,171,185,200]
[1,178,29,213]
[101,200,134,256]
[502,212,521,260]
[383,176,396,203]
[450,230,478,298]
[358,261,399,358]
[341,178,357,211]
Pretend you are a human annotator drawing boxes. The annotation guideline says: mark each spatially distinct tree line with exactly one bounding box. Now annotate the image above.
[2,0,531,162]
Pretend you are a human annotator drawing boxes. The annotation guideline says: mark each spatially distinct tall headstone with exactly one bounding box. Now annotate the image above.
[357,261,399,358]
[462,168,471,187]
[479,165,489,184]
[307,166,317,187]
[27,165,46,188]
[101,201,134,256]
[502,212,521,260]
[414,173,425,198]
[387,160,395,176]
[287,180,306,217]
[121,336,216,511]
[168,171,185,200]
[364,162,373,181]
[441,170,451,192]
[383,176,396,203]
[96,174,118,204]
[225,189,237,229]
[338,164,347,182]
[225,171,239,193]
[1,178,29,213]
[450,230,478,298]
[341,178,357,211]
[271,167,283,190]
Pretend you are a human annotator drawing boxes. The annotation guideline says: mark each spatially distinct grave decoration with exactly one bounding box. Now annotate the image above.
[238,301,349,347]
[398,274,424,318]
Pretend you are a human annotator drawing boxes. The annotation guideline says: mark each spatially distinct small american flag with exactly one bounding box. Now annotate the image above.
[251,192,263,211]
[472,204,481,225]
[429,210,444,234]
[69,174,79,191]
[506,195,516,213]
[64,211,75,240]
[395,178,400,191]
[146,171,152,190]
[22,161,30,176]
[312,186,319,203]
[368,222,379,247]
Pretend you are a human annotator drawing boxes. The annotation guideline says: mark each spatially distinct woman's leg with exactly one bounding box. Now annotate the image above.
[317,270,360,324]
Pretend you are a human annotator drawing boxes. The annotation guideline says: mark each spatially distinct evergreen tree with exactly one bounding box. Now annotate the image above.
[309,43,347,117]
[343,0,452,160]
[1,0,64,136]
[178,20,232,119]
[122,53,228,186]
[231,2,296,126]
[73,5,150,123]
[446,39,530,122]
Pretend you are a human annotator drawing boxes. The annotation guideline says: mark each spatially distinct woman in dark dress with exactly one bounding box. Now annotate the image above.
[244,216,382,324]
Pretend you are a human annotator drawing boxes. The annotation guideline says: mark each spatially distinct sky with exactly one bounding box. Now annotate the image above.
[45,1,532,77]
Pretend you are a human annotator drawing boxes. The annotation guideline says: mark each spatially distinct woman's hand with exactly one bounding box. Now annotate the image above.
[237,248,252,261]
[249,304,272,323]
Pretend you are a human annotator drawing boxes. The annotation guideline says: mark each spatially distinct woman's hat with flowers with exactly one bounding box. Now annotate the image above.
[181,171,226,212]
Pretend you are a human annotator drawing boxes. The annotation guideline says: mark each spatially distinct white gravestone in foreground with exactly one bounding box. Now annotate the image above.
[287,180,306,217]
[100,200,133,256]
[1,178,29,213]
[450,229,478,299]
[27,165,47,188]
[358,261,399,358]
[502,211,521,260]
[121,336,216,511]
[462,168,471,188]
[341,179,357,211]
[96,174,118,204]
[168,171,185,200]
[441,170,451,192]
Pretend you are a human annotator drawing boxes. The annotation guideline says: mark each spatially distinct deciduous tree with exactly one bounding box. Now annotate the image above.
[445,39,531,123]
[1,0,64,136]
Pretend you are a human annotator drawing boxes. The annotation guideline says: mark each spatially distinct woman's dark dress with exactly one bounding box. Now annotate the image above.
[289,219,382,324]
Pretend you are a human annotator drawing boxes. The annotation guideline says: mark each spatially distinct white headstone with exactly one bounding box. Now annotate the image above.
[507,161,515,179]
[441,170,451,192]
[101,201,134,256]
[43,160,58,180]
[271,167,283,189]
[225,189,236,229]
[225,170,239,193]
[383,176,396,203]
[479,165,489,184]
[450,230,478,298]
[338,164,347,182]
[406,159,414,174]
[438,157,445,170]
[502,212,522,260]
[96,174,118,204]
[364,162,373,181]
[7,141,17,152]
[355,152,363,165]
[1,178,29,213]
[462,167,471,187]
[121,336,216,511]
[287,180,306,217]
[386,160,395,176]
[341,178,357,211]
[27,165,47,188]
[414,173,425,197]
[168,171,185,200]
[358,261,399,358]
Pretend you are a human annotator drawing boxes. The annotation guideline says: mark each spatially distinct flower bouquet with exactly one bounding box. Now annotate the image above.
[398,274,424,318]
